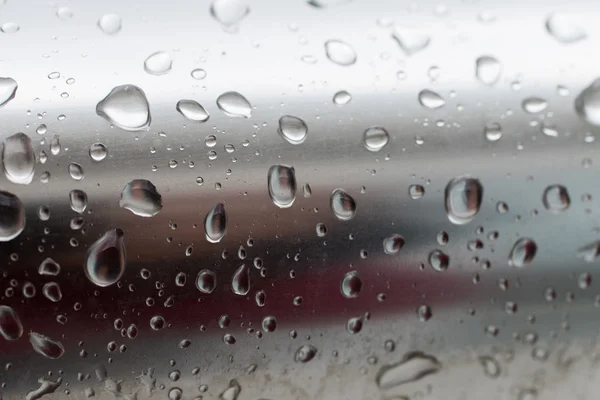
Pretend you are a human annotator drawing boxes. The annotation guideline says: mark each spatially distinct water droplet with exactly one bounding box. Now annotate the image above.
[294,344,317,363]
[210,0,249,28]
[546,13,586,43]
[509,238,537,267]
[22,282,36,298]
[522,97,548,114]
[96,84,151,131]
[205,203,227,243]
[223,333,236,345]
[324,40,357,66]
[84,229,126,287]
[168,388,182,400]
[3,132,35,184]
[417,305,432,321]
[428,250,449,271]
[0,77,17,107]
[98,14,122,35]
[363,126,389,152]
[68,162,84,180]
[56,6,73,20]
[475,56,501,85]
[478,356,501,378]
[42,282,62,302]
[408,184,425,199]
[144,51,172,75]
[196,269,217,294]
[575,79,600,125]
[330,189,356,221]
[444,177,483,225]
[36,124,47,135]
[577,241,600,263]
[219,379,241,400]
[333,90,351,105]
[89,143,108,161]
[418,89,445,109]
[376,351,441,389]
[231,264,250,296]
[50,136,61,155]
[176,100,209,122]
[191,68,207,80]
[119,179,162,217]
[484,122,502,142]
[0,191,25,241]
[216,91,252,118]
[255,290,266,307]
[341,271,362,298]
[262,316,277,332]
[542,184,570,212]
[69,189,87,214]
[30,332,64,359]
[268,165,297,208]
[1,22,19,34]
[278,115,308,144]
[316,222,327,237]
[149,315,165,330]
[383,234,405,255]
[0,305,23,340]
[39,258,60,276]
[391,26,430,55]
[540,122,558,137]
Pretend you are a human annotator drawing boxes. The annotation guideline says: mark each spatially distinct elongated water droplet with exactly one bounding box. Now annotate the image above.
[418,89,445,109]
[98,14,122,35]
[30,332,64,359]
[0,77,17,107]
[333,90,351,105]
[575,79,600,125]
[68,162,84,180]
[383,234,405,255]
[176,100,210,122]
[0,191,25,241]
[205,203,227,243]
[85,229,126,287]
[475,56,501,85]
[120,179,162,217]
[231,264,250,296]
[522,97,548,114]
[324,40,357,66]
[509,238,537,267]
[89,143,108,161]
[96,85,151,131]
[268,165,296,208]
[363,126,389,152]
[144,51,172,75]
[69,189,88,214]
[341,271,362,298]
[42,282,62,302]
[577,241,600,263]
[39,258,60,276]
[219,379,241,400]
[546,13,586,43]
[444,177,483,225]
[3,132,35,184]
[210,0,249,28]
[294,344,317,363]
[331,189,356,221]
[216,91,252,118]
[376,351,441,389]
[50,136,61,155]
[196,269,217,294]
[278,115,307,144]
[0,305,23,340]
[391,26,430,55]
[542,184,570,212]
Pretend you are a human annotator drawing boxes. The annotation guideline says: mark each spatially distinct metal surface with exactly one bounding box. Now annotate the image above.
[1,0,599,399]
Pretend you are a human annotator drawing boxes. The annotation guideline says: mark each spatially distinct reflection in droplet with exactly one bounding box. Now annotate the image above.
[376,351,441,389]
[0,305,23,340]
[84,229,126,287]
[98,14,122,35]
[341,271,362,298]
[333,90,351,105]
[392,26,430,55]
[278,115,308,144]
[231,264,250,296]
[330,189,356,221]
[120,179,162,217]
[210,0,249,28]
[3,132,35,185]
[383,234,405,255]
[268,165,297,208]
[363,126,389,152]
[39,258,60,276]
[42,282,62,302]
[475,56,501,85]
[294,344,317,363]
[509,238,537,267]
[216,91,252,118]
[144,51,172,75]
[196,269,217,294]
[0,191,25,242]
[324,40,357,66]
[68,162,84,180]
[542,184,570,212]
[444,177,483,225]
[522,97,548,114]
[176,100,210,122]
[96,85,151,131]
[429,250,449,271]
[418,89,445,109]
[262,316,277,332]
[575,79,600,126]
[30,332,64,359]
[89,143,108,161]
[204,203,227,243]
[0,77,17,107]
[546,13,586,43]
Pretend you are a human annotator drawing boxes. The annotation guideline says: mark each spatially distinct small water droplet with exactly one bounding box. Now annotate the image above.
[522,97,548,114]
[509,238,537,267]
[196,269,217,294]
[98,14,122,35]
[376,351,441,389]
[324,40,357,66]
[84,229,126,287]
[408,184,425,199]
[216,91,252,118]
[383,234,405,255]
[417,305,432,321]
[119,179,162,217]
[418,89,445,109]
[50,136,61,155]
[42,282,62,302]
[542,184,570,212]
[39,258,60,276]
[484,122,502,142]
[475,56,501,85]
[3,132,35,185]
[445,176,483,225]
[36,124,47,135]
[68,162,84,180]
[294,344,317,363]
[205,203,227,243]
[0,77,17,107]
[56,6,73,20]
[231,264,250,296]
[89,143,108,161]
[191,68,207,80]
[144,51,172,75]
[0,191,25,242]
[0,305,23,340]
[546,12,586,43]
[363,126,389,152]
[540,122,558,137]
[176,100,209,122]
[149,315,165,330]
[333,90,351,105]
[478,356,501,378]
[341,271,362,298]
[210,0,249,29]
[391,26,430,55]
[268,165,297,208]
[96,85,151,131]
[168,387,182,400]
[330,189,356,221]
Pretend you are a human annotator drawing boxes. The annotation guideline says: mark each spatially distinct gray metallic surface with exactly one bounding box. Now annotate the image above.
[0,0,599,399]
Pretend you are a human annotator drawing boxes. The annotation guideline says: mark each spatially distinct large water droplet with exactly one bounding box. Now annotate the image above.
[363,126,389,152]
[120,179,162,217]
[219,379,241,400]
[294,344,317,363]
[546,13,586,43]
[278,115,308,144]
[522,97,548,114]
[391,26,430,55]
[216,91,252,118]
[3,132,35,184]
[231,264,250,296]
[575,79,600,125]
[542,184,570,212]
[428,250,449,271]
[84,229,126,287]
[176,100,210,122]
[0,305,23,340]
[341,271,362,298]
[509,238,537,267]
[196,269,217,294]
[383,234,405,255]
[444,177,483,225]
[30,332,64,359]
[98,14,122,35]
[39,258,60,276]
[330,189,356,221]
[418,89,445,109]
[333,90,351,105]
[376,351,441,389]
[324,40,357,66]
[0,190,25,241]
[42,282,62,302]
[210,0,249,29]
[0,77,17,107]
[204,203,227,243]
[89,143,108,161]
[267,165,296,208]
[96,85,151,131]
[144,51,172,75]
[475,56,501,85]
